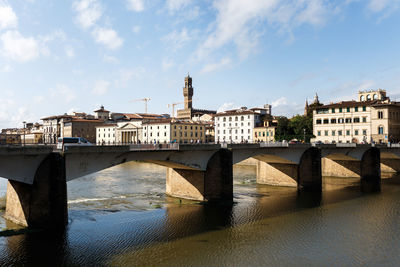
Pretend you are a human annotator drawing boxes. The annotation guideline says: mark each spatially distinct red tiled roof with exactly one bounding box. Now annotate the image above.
[214,110,258,117]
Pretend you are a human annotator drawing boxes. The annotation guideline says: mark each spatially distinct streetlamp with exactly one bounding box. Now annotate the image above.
[303,128,306,143]
[23,121,26,146]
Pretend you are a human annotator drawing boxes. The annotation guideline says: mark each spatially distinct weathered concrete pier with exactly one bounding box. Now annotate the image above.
[0,143,390,228]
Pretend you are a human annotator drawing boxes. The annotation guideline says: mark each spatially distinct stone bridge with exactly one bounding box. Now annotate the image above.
[0,143,393,228]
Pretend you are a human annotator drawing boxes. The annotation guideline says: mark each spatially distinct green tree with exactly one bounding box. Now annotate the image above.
[275,115,314,142]
[275,116,292,141]
[288,115,314,142]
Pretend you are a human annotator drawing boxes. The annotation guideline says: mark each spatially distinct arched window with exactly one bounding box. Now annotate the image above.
[378,126,384,134]
[367,94,371,100]
[241,116,244,121]
[223,117,226,122]
[360,95,365,101]
[373,94,378,100]
[229,117,232,121]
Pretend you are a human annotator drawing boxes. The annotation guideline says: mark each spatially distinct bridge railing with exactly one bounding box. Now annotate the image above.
[128,143,180,150]
[260,141,289,147]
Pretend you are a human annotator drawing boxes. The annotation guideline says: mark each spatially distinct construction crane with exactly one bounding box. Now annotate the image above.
[167,99,195,117]
[167,102,184,118]
[130,98,151,114]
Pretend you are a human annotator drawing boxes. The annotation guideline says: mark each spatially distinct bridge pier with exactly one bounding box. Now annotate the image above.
[321,147,380,192]
[256,147,322,191]
[4,153,67,228]
[166,149,233,202]
[360,147,381,192]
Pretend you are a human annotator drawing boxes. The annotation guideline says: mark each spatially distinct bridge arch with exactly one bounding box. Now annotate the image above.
[320,145,380,192]
[232,146,321,190]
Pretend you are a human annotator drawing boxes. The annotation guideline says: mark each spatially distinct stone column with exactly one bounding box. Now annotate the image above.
[360,147,381,192]
[298,147,322,191]
[4,153,67,229]
[166,149,233,202]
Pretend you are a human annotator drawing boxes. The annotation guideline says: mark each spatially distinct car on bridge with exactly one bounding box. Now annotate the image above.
[57,137,93,150]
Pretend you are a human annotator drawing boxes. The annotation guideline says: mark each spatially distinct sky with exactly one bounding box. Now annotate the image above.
[0,0,400,129]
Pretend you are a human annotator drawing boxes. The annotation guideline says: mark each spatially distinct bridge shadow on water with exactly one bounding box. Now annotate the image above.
[1,172,399,265]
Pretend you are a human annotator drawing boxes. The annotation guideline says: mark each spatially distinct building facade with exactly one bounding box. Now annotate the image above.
[253,119,276,142]
[214,107,268,143]
[142,119,206,144]
[96,124,117,145]
[313,89,400,144]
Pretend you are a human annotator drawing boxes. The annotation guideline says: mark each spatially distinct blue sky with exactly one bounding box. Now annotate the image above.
[0,0,400,128]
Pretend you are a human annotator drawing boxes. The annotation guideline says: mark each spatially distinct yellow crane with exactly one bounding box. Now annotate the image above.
[130,98,151,113]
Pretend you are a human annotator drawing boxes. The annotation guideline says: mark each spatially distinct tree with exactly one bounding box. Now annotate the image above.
[275,115,314,142]
[275,116,292,141]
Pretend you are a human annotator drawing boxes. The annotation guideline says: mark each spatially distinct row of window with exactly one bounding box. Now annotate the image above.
[143,125,203,131]
[317,126,384,136]
[255,131,274,137]
[216,115,253,122]
[144,132,203,138]
[98,133,115,138]
[218,136,252,140]
[97,128,114,132]
[316,117,367,124]
[316,106,367,114]
[317,129,368,136]
[217,122,251,128]
[218,129,251,134]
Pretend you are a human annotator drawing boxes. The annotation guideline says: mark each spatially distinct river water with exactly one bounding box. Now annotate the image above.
[1,162,400,266]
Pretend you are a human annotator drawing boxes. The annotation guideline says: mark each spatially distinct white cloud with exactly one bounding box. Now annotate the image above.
[366,0,400,20]
[165,0,199,21]
[271,97,288,107]
[92,27,123,50]
[162,58,174,71]
[197,0,333,60]
[92,80,110,95]
[132,25,141,34]
[201,57,232,73]
[367,0,396,13]
[166,0,193,12]
[1,64,12,72]
[65,46,75,58]
[41,29,67,43]
[0,30,39,62]
[0,4,18,30]
[103,54,119,63]
[33,95,44,104]
[217,102,237,113]
[115,67,146,87]
[270,97,303,117]
[73,0,103,29]
[163,28,194,51]
[126,0,145,12]
[51,84,76,103]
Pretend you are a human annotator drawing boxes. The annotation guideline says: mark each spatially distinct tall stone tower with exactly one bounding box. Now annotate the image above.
[183,75,193,109]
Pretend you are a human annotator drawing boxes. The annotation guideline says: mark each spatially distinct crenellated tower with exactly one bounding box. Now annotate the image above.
[183,75,193,109]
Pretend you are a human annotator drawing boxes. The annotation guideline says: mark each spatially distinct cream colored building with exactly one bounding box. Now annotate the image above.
[96,124,117,145]
[142,119,206,144]
[254,122,276,142]
[313,89,400,144]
